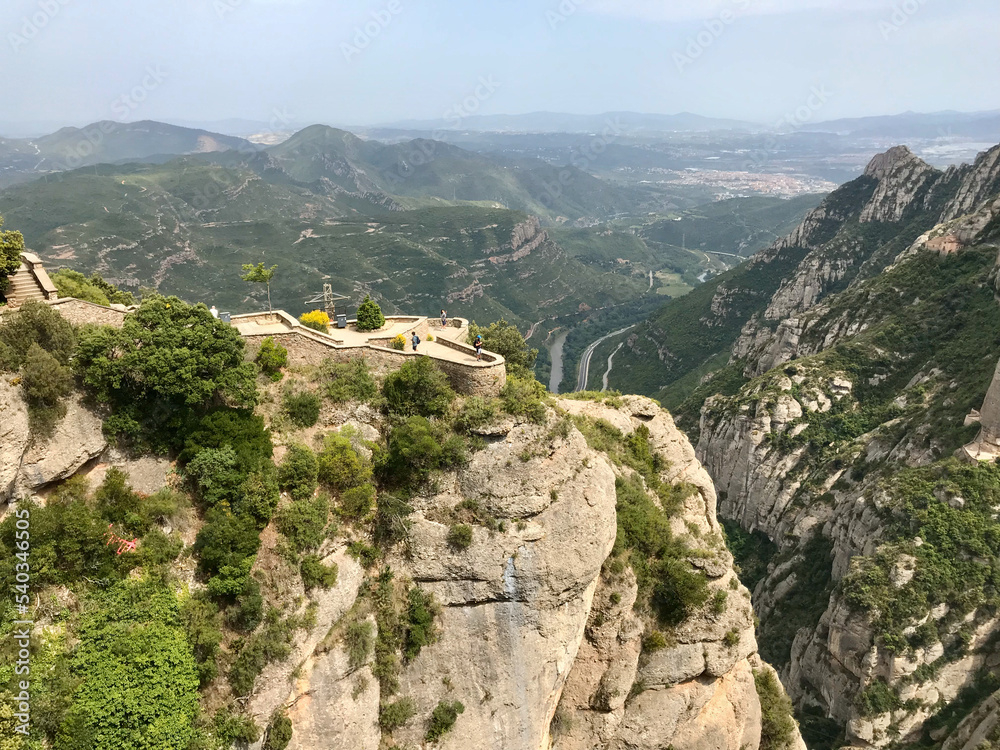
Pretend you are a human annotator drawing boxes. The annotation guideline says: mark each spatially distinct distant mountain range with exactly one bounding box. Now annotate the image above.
[799,110,1000,139]
[0,121,254,188]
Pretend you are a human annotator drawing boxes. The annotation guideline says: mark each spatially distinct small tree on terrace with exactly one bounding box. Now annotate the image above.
[0,216,25,297]
[241,262,278,312]
[355,295,385,332]
[467,319,538,379]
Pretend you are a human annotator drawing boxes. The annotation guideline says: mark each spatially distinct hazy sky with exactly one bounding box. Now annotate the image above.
[2,0,997,131]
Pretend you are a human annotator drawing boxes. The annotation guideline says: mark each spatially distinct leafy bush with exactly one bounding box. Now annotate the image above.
[181,408,273,473]
[186,446,244,508]
[228,612,296,697]
[447,524,473,551]
[255,337,287,381]
[278,444,318,501]
[500,376,547,423]
[379,697,416,732]
[611,475,708,626]
[404,586,437,661]
[317,433,372,491]
[263,711,292,750]
[755,668,797,750]
[193,508,261,576]
[181,594,223,687]
[206,708,260,748]
[379,416,467,488]
[283,390,321,428]
[467,319,537,378]
[355,295,385,332]
[339,483,376,519]
[345,620,375,670]
[276,494,329,552]
[300,554,338,589]
[390,334,406,350]
[76,296,258,449]
[373,494,414,548]
[21,342,73,407]
[425,700,465,743]
[322,358,377,402]
[56,580,200,750]
[454,396,500,433]
[0,215,24,294]
[721,520,778,593]
[0,299,76,371]
[381,356,456,417]
[298,310,330,332]
[51,269,135,306]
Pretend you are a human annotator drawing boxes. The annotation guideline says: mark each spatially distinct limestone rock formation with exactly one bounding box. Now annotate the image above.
[232,395,803,750]
[0,380,107,501]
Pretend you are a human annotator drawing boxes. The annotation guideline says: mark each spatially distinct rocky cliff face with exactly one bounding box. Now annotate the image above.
[693,142,1000,749]
[732,144,1000,379]
[238,395,804,750]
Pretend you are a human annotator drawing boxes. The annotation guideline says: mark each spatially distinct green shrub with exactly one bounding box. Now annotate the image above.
[238,467,281,526]
[379,697,416,732]
[255,337,287,381]
[856,679,902,718]
[345,620,375,670]
[56,580,200,750]
[300,554,338,589]
[355,295,385,332]
[380,416,467,488]
[263,711,292,750]
[467,319,537,379]
[447,524,473,551]
[500,376,547,424]
[0,489,127,589]
[339,483,376,519]
[181,408,273,474]
[21,342,74,406]
[228,612,296,696]
[322,358,377,402]
[0,299,76,370]
[75,295,258,449]
[454,396,500,434]
[208,708,261,748]
[390,334,406,350]
[755,668,797,750]
[193,508,261,576]
[425,700,465,743]
[181,594,223,687]
[0,215,24,294]
[404,586,437,661]
[283,390,321,428]
[381,356,456,418]
[225,578,264,632]
[276,494,329,552]
[186,446,243,508]
[373,494,414,548]
[278,444,318,501]
[317,433,372,491]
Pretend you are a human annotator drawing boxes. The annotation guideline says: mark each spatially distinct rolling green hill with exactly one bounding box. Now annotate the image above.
[0,120,254,188]
[0,161,649,329]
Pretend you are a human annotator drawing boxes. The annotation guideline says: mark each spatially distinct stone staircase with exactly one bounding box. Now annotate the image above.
[3,252,58,307]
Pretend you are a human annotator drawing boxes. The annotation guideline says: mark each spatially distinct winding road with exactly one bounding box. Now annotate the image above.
[576,325,635,392]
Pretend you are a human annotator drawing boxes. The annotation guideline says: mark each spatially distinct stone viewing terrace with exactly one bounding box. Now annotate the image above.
[233,310,507,397]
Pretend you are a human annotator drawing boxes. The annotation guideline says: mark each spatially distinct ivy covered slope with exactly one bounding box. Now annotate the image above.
[0,295,802,749]
[604,144,1000,411]
[692,144,1000,749]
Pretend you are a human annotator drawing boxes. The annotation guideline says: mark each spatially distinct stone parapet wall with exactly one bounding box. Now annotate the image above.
[45,298,128,328]
[243,329,506,397]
